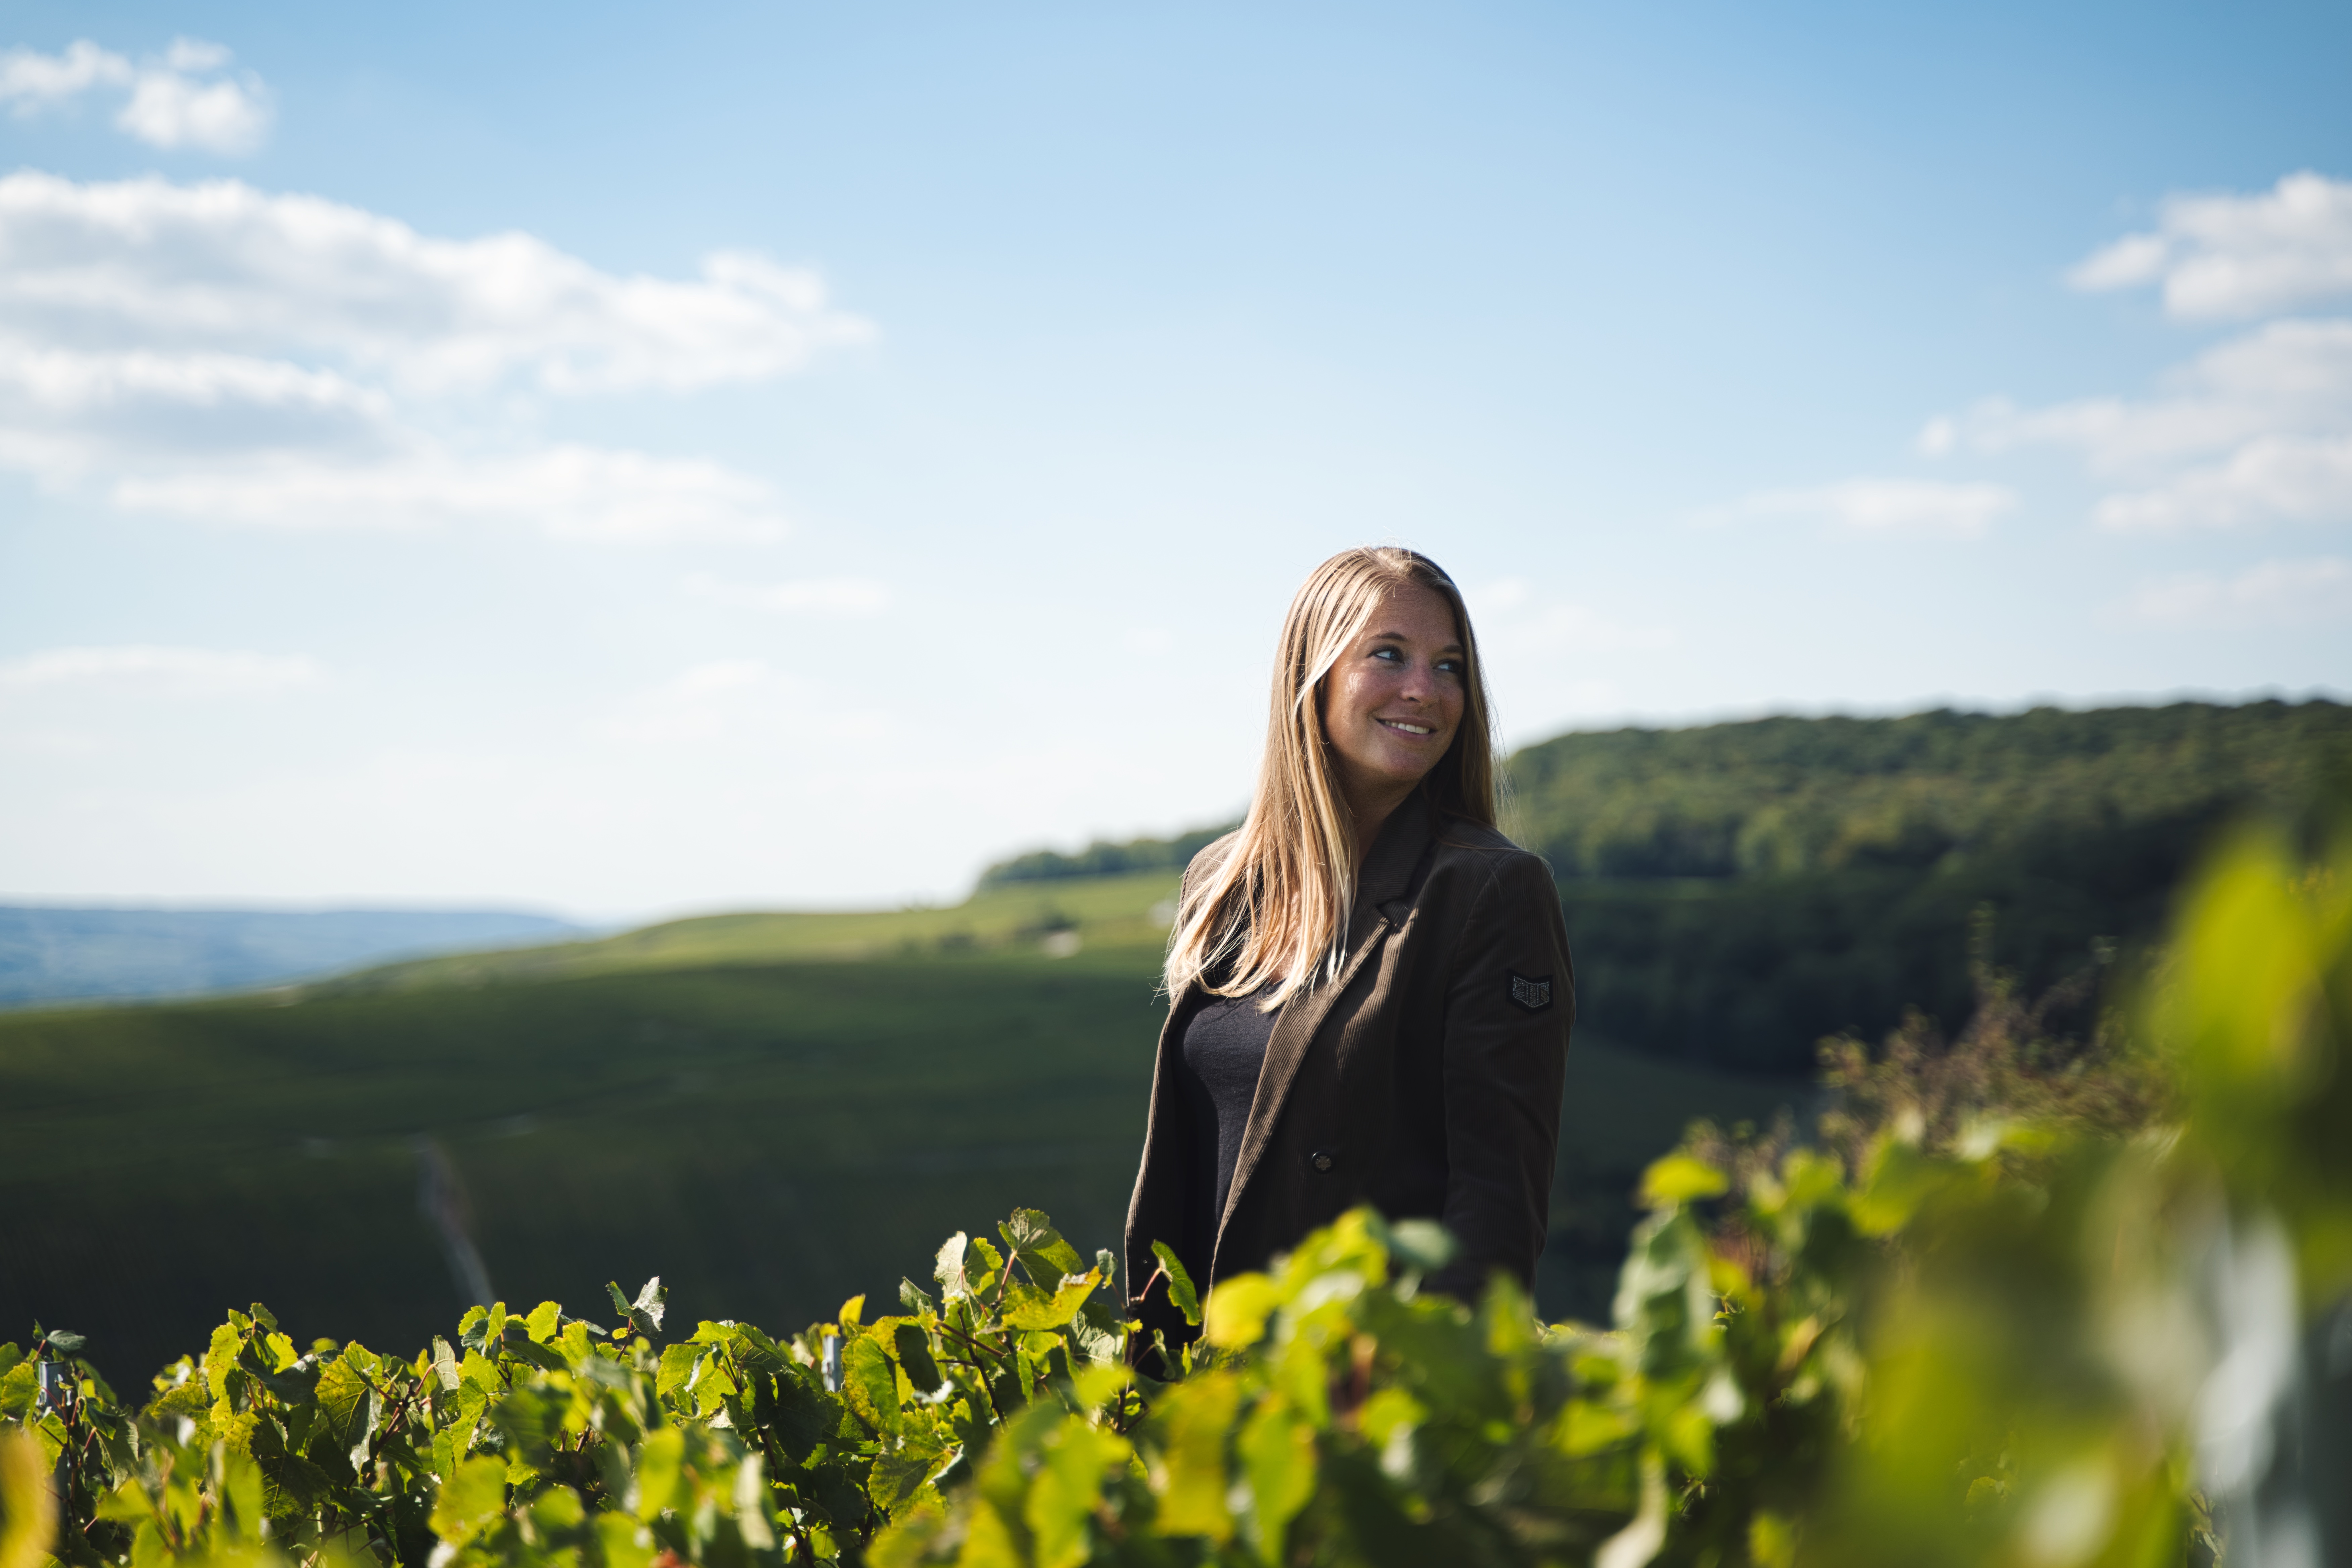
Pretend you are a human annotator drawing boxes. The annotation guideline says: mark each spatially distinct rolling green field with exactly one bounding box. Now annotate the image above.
[0,870,1799,1387]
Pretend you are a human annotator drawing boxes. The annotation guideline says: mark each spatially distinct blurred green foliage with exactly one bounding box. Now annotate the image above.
[5,822,2345,1566]
[2153,824,2352,1311]
[0,1208,1128,1568]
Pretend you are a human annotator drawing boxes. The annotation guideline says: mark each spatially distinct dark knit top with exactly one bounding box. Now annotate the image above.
[1176,989,1278,1285]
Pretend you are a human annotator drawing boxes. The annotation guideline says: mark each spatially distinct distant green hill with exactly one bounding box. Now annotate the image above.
[1510,698,2350,1071]
[316,873,1183,995]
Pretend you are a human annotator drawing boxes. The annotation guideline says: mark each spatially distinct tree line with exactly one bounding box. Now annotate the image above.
[982,699,2351,1073]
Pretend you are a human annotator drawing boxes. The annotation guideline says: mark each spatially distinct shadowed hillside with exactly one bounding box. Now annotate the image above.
[1511,698,2349,1071]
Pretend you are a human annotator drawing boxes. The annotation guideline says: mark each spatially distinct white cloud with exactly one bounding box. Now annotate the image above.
[112,444,791,540]
[2092,435,2352,531]
[1927,314,2352,532]
[0,173,869,539]
[0,38,271,153]
[1709,478,2015,539]
[117,63,271,156]
[0,173,870,394]
[2069,171,2352,319]
[1942,318,2352,478]
[2118,557,2352,628]
[0,339,790,539]
[0,340,395,478]
[0,644,324,693]
[0,41,130,105]
[683,574,891,615]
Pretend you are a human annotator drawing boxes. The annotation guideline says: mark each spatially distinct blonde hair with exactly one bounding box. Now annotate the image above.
[1164,547,1498,1007]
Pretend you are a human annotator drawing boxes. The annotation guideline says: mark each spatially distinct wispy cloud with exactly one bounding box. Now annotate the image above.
[0,644,324,693]
[1471,579,1675,653]
[0,173,870,395]
[1927,319,2352,530]
[682,574,890,615]
[1926,176,2352,533]
[112,446,791,540]
[597,659,888,745]
[2117,556,2352,628]
[0,38,271,154]
[0,173,871,539]
[1924,321,2352,473]
[2070,171,2352,320]
[1706,478,2015,539]
[2090,436,2352,532]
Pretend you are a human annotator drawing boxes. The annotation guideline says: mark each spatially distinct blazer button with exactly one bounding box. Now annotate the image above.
[1310,1150,1335,1173]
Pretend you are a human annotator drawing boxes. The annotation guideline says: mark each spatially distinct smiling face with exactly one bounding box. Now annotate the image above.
[1317,583,1468,832]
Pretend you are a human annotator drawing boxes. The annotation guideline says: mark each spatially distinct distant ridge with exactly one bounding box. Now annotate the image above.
[1508,697,2348,881]
[0,907,581,1009]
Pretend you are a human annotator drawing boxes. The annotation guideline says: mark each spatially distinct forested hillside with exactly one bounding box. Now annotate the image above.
[986,699,2350,1073]
[1510,698,2343,878]
[1513,698,2349,1070]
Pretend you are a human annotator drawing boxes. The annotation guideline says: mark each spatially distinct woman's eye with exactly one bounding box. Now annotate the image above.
[1373,647,1402,662]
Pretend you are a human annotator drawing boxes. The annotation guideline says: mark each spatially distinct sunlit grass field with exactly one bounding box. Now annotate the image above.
[0,872,1801,1385]
[318,873,1187,992]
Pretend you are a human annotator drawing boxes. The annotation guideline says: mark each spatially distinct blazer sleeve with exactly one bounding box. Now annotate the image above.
[1430,850,1574,1300]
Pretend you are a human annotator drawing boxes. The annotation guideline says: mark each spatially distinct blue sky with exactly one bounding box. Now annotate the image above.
[1,1,2347,917]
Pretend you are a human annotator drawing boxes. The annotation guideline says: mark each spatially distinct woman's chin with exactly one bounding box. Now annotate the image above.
[1364,759,1440,793]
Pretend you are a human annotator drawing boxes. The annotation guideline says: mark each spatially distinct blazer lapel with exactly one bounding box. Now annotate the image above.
[1211,799,1437,1263]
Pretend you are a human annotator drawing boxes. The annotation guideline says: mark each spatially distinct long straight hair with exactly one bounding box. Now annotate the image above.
[1164,547,1499,1007]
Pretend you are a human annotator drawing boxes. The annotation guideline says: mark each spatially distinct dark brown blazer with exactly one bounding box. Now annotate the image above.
[1124,795,1574,1329]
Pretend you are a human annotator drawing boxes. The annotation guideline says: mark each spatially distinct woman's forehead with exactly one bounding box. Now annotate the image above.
[1363,583,1463,643]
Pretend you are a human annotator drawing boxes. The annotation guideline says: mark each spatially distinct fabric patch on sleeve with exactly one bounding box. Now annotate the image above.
[1508,972,1554,1012]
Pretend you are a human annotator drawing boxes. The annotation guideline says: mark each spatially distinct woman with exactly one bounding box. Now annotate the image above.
[1124,546,1574,1352]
